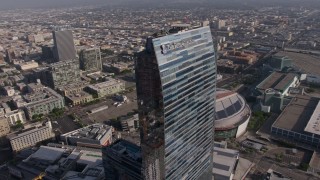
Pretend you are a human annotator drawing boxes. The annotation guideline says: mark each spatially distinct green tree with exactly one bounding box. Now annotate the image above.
[299,163,309,171]
[49,108,65,119]
[68,114,76,120]
[92,94,99,99]
[32,114,44,122]
[12,120,24,130]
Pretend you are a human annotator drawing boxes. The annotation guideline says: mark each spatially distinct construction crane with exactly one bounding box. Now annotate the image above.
[33,172,46,180]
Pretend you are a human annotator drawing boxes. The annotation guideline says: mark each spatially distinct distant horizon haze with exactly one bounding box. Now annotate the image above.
[0,0,319,10]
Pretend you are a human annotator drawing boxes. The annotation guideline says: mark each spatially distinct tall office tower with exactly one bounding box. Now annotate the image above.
[5,48,20,64]
[41,45,56,63]
[217,20,226,29]
[212,19,226,29]
[52,30,77,61]
[136,26,216,180]
[79,48,102,74]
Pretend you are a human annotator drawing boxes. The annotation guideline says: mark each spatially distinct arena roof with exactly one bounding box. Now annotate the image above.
[215,89,251,129]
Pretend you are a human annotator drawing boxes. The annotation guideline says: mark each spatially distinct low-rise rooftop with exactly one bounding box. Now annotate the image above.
[62,124,111,140]
[304,101,320,135]
[20,144,105,180]
[26,146,65,163]
[7,122,51,140]
[109,139,141,160]
[61,123,113,147]
[87,78,122,90]
[257,72,297,92]
[273,95,320,133]
[57,81,88,92]
[212,147,239,179]
[66,91,92,101]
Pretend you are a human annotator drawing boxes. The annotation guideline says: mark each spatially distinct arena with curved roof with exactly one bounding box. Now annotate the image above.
[215,89,251,140]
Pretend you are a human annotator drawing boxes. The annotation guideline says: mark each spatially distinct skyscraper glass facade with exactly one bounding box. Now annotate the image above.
[53,30,77,61]
[136,26,216,180]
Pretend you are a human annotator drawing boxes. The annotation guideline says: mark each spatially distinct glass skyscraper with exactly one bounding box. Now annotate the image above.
[52,30,77,62]
[136,26,216,180]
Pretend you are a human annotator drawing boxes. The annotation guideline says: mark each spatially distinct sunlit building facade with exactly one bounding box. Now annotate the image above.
[136,26,216,180]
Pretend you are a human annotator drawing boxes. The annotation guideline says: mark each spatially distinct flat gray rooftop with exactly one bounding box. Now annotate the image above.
[233,157,253,180]
[61,123,111,141]
[276,51,320,76]
[273,95,320,133]
[257,71,298,92]
[29,146,65,162]
[274,73,296,92]
[212,147,238,178]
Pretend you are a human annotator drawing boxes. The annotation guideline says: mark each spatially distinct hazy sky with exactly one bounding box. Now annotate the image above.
[0,0,319,10]
[0,0,109,10]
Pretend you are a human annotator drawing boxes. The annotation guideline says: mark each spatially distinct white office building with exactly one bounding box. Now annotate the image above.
[7,121,54,152]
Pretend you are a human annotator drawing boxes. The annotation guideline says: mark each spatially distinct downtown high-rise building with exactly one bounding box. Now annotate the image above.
[79,48,102,74]
[135,26,216,180]
[52,30,77,61]
[34,59,81,89]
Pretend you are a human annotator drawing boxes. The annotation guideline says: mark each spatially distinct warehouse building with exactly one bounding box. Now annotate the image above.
[271,95,320,148]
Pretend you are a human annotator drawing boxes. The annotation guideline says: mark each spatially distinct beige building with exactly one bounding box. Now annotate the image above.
[22,83,65,119]
[65,91,93,106]
[57,82,92,106]
[7,122,54,152]
[1,102,27,125]
[86,78,125,98]
[0,117,10,137]
[16,60,39,71]
[3,86,15,96]
[5,110,26,125]
[57,82,89,96]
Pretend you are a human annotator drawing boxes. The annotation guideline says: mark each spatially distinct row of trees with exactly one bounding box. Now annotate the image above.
[32,108,65,122]
[32,114,44,122]
[48,108,65,119]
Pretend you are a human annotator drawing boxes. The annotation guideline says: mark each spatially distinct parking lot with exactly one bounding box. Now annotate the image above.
[52,116,81,134]
[68,90,138,125]
[89,97,138,123]
[265,147,313,166]
[248,146,315,179]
